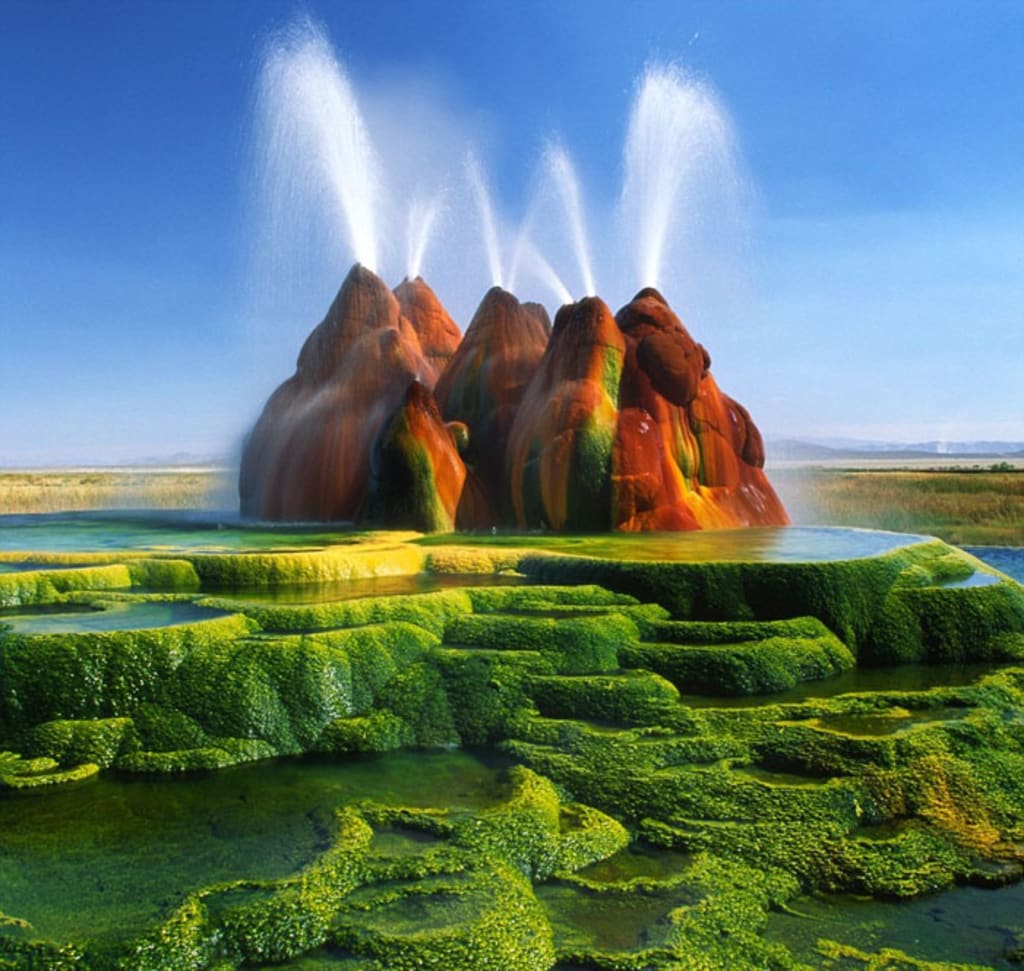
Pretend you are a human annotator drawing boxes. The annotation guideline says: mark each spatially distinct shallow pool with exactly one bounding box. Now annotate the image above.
[766,882,1024,969]
[225,571,530,604]
[966,546,1024,584]
[423,526,933,562]
[0,749,508,944]
[0,600,227,635]
[0,510,355,553]
[681,662,1005,708]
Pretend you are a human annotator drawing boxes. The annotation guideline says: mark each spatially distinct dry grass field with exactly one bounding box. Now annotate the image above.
[1,465,1022,546]
[773,467,1024,545]
[0,468,233,515]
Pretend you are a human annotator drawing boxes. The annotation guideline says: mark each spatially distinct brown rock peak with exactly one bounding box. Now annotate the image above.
[615,288,708,409]
[296,263,403,384]
[521,301,553,341]
[393,276,463,378]
[433,285,550,525]
[545,296,623,383]
[630,285,669,306]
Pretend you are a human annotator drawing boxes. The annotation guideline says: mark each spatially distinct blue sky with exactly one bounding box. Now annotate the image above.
[1,0,1021,465]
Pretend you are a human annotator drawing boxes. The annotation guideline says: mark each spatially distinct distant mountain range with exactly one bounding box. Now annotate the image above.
[769,438,1024,461]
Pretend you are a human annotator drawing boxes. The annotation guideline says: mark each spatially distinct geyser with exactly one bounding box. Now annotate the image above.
[542,141,596,298]
[256,19,381,272]
[620,64,741,290]
[243,24,782,531]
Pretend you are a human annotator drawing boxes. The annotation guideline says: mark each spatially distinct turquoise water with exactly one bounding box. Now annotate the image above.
[967,546,1024,583]
[0,601,227,634]
[0,750,507,944]
[0,510,355,553]
[422,525,933,562]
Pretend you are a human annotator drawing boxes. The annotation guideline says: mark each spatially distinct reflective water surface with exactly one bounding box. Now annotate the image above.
[767,883,1024,969]
[0,601,227,635]
[423,525,934,562]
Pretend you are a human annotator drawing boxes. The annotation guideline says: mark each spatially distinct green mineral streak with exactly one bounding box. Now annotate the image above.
[564,417,615,532]
[366,414,452,533]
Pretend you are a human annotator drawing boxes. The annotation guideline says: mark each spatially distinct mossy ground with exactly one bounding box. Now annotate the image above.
[1,528,1023,969]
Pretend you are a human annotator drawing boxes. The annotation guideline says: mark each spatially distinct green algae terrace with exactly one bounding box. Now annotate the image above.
[2,518,1024,969]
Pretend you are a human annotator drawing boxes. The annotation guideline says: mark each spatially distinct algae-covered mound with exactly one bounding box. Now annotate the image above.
[1,527,1024,969]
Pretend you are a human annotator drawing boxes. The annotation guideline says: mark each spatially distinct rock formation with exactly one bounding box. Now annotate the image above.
[609,287,786,530]
[506,287,786,531]
[432,287,550,527]
[364,380,467,532]
[507,297,625,531]
[239,264,788,532]
[239,264,438,521]
[393,276,462,377]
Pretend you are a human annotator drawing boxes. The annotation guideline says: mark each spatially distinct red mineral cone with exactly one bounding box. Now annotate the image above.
[393,276,463,380]
[239,264,442,521]
[240,267,786,532]
[507,296,625,530]
[612,287,788,530]
[365,381,467,532]
[434,286,550,526]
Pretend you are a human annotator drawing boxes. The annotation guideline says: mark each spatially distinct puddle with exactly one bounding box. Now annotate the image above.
[931,571,1002,589]
[573,842,691,884]
[225,572,529,604]
[682,663,1003,708]
[809,707,968,737]
[370,827,446,857]
[0,749,508,944]
[0,601,227,635]
[731,765,828,788]
[766,883,1024,969]
[536,882,696,952]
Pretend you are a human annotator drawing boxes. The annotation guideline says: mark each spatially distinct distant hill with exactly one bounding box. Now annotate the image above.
[769,438,1024,462]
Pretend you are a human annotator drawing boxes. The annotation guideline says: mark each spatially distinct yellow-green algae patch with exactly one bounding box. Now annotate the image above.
[1,525,1024,969]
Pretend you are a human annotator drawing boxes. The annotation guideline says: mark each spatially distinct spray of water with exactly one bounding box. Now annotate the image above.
[257,19,381,272]
[250,18,747,328]
[405,194,444,279]
[465,152,504,288]
[620,63,738,290]
[542,142,596,296]
[516,238,573,306]
[505,206,535,295]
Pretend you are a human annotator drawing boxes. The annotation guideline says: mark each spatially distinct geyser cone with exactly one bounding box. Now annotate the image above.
[434,286,550,526]
[611,288,787,531]
[241,271,786,531]
[239,263,439,521]
[296,263,414,384]
[508,296,625,530]
[615,287,707,409]
[393,276,462,379]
